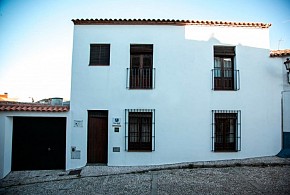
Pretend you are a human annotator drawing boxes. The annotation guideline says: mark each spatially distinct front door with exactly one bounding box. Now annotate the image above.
[87,110,108,164]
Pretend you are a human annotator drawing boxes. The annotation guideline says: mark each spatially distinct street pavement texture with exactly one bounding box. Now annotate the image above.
[0,156,290,194]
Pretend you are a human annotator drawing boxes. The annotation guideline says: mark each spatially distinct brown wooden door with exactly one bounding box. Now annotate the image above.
[87,111,108,164]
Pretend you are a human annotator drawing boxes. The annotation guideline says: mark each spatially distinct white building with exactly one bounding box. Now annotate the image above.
[68,19,282,169]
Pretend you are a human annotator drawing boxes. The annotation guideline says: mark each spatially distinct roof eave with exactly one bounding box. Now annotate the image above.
[71,19,271,28]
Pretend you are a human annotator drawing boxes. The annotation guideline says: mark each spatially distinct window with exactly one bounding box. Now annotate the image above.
[89,44,110,66]
[212,46,239,90]
[127,44,155,89]
[125,109,155,151]
[212,110,241,152]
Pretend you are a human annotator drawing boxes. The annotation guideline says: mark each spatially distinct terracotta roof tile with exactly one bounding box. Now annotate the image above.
[72,18,271,28]
[0,101,69,112]
[270,49,290,57]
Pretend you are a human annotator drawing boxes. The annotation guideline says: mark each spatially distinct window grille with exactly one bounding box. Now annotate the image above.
[125,109,155,151]
[211,110,241,152]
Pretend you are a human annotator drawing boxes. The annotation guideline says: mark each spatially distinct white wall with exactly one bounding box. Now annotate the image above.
[70,24,282,167]
[0,112,68,179]
[0,116,6,178]
[0,115,13,179]
[280,56,290,133]
[283,91,290,133]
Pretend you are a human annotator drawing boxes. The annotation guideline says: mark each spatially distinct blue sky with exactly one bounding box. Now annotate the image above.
[0,0,289,101]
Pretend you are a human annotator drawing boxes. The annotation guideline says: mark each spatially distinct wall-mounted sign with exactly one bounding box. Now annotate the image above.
[112,118,121,126]
[74,120,83,127]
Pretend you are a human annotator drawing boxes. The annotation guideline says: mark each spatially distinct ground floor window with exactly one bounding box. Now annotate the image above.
[212,110,241,152]
[125,109,155,151]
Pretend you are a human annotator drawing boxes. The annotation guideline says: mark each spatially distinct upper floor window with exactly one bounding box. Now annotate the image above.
[127,44,155,89]
[212,46,239,90]
[89,44,110,66]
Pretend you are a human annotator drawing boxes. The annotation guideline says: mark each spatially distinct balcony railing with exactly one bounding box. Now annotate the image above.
[126,68,155,89]
[212,69,240,90]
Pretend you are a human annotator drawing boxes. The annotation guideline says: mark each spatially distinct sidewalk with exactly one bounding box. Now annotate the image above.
[1,156,290,189]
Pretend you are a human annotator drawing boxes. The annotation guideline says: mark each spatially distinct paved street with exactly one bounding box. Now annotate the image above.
[1,157,290,194]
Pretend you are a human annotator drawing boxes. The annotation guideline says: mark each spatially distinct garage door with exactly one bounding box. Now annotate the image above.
[12,117,66,171]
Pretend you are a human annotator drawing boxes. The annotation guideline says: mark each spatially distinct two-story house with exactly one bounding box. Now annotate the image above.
[68,19,282,169]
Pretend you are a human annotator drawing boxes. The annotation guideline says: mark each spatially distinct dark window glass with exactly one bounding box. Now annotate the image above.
[214,113,237,152]
[128,112,152,151]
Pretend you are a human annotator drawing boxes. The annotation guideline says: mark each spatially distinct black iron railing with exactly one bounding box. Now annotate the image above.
[212,69,240,90]
[127,68,155,89]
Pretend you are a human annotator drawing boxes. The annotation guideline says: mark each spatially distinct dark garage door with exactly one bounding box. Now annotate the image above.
[12,117,66,171]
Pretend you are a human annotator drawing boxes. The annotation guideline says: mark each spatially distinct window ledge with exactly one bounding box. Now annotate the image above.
[213,90,239,91]
[89,64,110,66]
[128,88,154,90]
[127,150,153,152]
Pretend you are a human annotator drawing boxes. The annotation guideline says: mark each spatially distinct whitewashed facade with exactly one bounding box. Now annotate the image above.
[68,19,283,169]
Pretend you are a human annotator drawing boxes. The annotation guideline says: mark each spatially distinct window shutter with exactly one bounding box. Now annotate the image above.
[130,44,153,54]
[90,44,110,65]
[214,46,235,56]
